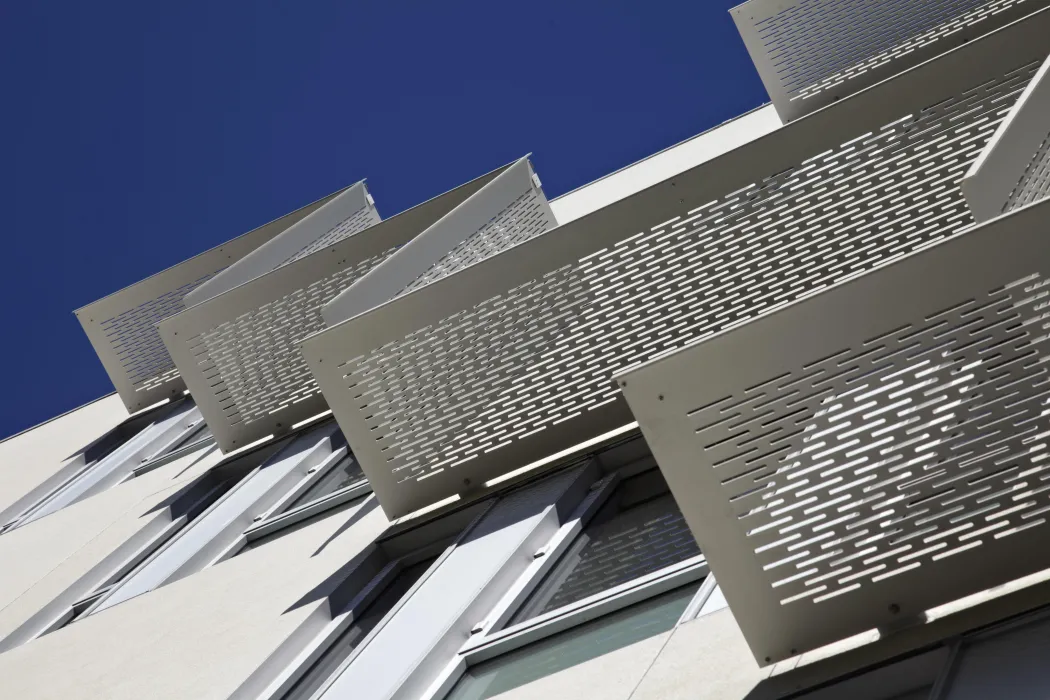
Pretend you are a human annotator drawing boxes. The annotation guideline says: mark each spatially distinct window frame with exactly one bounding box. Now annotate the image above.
[0,399,206,534]
[27,517,188,640]
[251,499,495,700]
[129,421,217,478]
[418,437,715,700]
[241,444,373,544]
[78,429,321,616]
[0,453,242,651]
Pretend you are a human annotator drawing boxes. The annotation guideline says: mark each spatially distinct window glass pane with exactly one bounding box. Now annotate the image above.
[447,582,700,700]
[286,453,365,511]
[510,470,700,624]
[282,557,436,700]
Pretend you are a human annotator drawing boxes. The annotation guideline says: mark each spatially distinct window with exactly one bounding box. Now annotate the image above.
[282,557,437,700]
[509,468,701,624]
[0,399,207,534]
[0,460,247,651]
[67,467,243,621]
[414,432,714,700]
[285,453,365,511]
[241,444,370,546]
[132,419,216,477]
[446,582,701,700]
[86,426,328,615]
[266,500,489,700]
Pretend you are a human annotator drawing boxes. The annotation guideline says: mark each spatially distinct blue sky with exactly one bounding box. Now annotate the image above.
[0,1,767,440]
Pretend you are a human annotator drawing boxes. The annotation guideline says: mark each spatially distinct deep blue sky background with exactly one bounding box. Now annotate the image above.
[0,1,767,440]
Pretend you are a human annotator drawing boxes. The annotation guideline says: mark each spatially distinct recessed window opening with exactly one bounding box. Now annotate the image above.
[82,433,302,616]
[274,499,491,700]
[78,472,241,623]
[428,434,711,700]
[0,399,199,534]
[510,466,701,625]
[238,432,371,548]
[15,465,250,649]
[286,452,365,512]
[282,556,437,700]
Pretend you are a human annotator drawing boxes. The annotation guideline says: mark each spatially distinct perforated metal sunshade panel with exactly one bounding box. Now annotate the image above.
[74,190,345,412]
[301,11,1050,519]
[617,197,1050,664]
[185,182,380,307]
[158,164,513,452]
[731,0,1050,122]
[322,157,555,325]
[963,54,1050,223]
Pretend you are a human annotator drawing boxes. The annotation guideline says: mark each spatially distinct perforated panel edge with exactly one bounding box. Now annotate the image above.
[963,53,1050,222]
[185,182,380,307]
[730,0,1050,122]
[618,196,1050,664]
[322,157,555,325]
[302,10,1050,519]
[75,189,346,412]
[159,164,512,452]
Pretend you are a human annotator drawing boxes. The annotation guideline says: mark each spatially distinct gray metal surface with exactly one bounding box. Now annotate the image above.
[322,158,555,325]
[963,55,1050,222]
[730,0,1049,122]
[302,11,1050,519]
[186,182,380,307]
[75,190,344,411]
[618,197,1050,664]
[159,165,511,452]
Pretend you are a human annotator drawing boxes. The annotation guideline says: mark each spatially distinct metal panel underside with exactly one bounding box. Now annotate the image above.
[617,197,1050,665]
[963,54,1050,223]
[730,0,1050,122]
[185,182,381,307]
[301,11,1050,519]
[322,157,556,325]
[159,164,512,452]
[75,190,344,412]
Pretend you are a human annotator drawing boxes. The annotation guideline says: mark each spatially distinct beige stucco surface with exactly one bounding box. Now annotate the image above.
[0,496,389,700]
[631,608,771,700]
[0,394,127,515]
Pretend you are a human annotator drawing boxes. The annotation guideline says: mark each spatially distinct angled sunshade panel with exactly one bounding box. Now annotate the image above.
[75,189,347,412]
[618,196,1050,664]
[158,163,515,452]
[185,182,380,307]
[731,0,1050,123]
[963,53,1050,222]
[322,157,554,325]
[300,12,1050,519]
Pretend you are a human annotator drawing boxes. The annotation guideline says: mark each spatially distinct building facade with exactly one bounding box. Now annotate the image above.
[4,2,1050,698]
